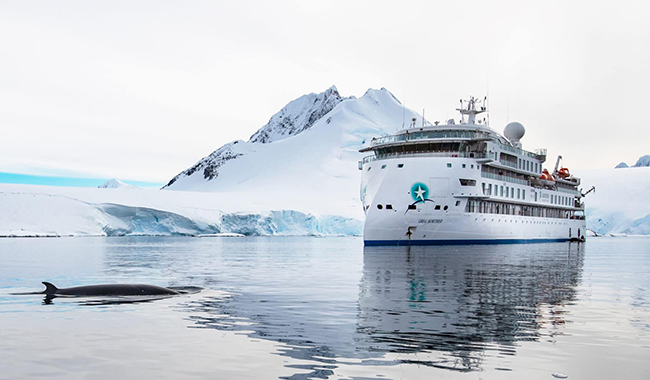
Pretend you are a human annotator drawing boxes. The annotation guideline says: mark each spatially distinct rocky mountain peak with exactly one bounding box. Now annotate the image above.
[248,86,347,144]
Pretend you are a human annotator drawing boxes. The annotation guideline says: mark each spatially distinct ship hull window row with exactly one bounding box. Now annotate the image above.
[464,200,584,220]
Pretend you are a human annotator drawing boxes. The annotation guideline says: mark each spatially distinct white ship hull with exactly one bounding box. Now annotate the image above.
[361,156,586,245]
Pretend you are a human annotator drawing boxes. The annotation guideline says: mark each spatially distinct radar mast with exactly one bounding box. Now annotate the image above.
[456,96,487,125]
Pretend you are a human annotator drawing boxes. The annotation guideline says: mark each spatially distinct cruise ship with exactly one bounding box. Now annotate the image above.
[358,97,592,246]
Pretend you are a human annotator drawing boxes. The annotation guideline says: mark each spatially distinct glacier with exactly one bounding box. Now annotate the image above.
[0,184,362,237]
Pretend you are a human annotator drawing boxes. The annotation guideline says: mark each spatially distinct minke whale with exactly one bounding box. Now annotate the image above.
[21,282,181,297]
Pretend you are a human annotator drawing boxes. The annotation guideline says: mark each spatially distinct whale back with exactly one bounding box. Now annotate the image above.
[41,282,180,296]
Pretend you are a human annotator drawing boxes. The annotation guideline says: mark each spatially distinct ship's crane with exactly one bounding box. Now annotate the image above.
[553,155,563,175]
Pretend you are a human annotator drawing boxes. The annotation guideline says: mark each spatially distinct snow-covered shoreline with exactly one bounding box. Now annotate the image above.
[0,183,362,238]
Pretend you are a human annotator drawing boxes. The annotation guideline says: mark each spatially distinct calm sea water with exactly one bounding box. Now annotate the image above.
[1,236,648,379]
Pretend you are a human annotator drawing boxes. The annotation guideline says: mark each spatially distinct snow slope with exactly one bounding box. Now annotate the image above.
[163,87,424,221]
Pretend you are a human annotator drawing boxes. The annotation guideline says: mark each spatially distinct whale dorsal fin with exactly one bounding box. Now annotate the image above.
[42,282,58,294]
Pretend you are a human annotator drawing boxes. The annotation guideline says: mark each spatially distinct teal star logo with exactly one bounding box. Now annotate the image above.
[411,182,429,202]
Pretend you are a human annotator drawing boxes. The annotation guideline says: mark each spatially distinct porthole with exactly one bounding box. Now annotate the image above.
[398,164,404,168]
[434,205,441,210]
[367,167,371,171]
[443,205,448,211]
[377,204,383,210]
[447,163,452,168]
[455,201,461,206]
[381,165,386,169]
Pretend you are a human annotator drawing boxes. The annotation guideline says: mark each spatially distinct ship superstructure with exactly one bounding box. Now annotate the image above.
[359,97,590,245]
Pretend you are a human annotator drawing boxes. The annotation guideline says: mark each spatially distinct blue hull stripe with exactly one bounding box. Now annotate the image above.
[364,238,578,246]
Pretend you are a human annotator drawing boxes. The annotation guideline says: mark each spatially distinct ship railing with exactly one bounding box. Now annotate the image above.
[557,187,580,196]
[362,151,488,164]
[480,172,528,185]
[498,159,518,169]
[496,142,543,159]
[370,130,481,146]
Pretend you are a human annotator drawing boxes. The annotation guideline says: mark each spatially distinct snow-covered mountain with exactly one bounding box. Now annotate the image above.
[633,155,650,167]
[615,154,650,168]
[162,86,424,219]
[98,179,138,189]
[249,86,348,144]
[163,86,350,189]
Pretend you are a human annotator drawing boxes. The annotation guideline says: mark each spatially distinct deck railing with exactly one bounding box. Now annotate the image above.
[362,151,488,164]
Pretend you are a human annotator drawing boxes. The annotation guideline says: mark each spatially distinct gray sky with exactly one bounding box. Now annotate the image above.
[1,0,648,182]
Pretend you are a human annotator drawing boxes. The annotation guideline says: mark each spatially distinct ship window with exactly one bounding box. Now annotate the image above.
[500,186,504,197]
[517,189,521,199]
[447,163,452,168]
[443,205,448,210]
[381,165,386,169]
[377,204,383,209]
[462,164,466,168]
[471,164,474,169]
[435,205,441,210]
[505,187,509,197]
[455,201,461,206]
[459,179,476,186]
[408,204,417,210]
[398,163,404,168]
[367,167,371,171]
[386,204,393,210]
[523,190,526,199]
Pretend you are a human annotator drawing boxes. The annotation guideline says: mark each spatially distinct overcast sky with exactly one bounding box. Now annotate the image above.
[1,0,648,183]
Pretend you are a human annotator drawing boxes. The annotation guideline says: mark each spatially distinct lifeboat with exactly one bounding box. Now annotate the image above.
[540,169,555,181]
[558,167,570,179]
[530,169,557,188]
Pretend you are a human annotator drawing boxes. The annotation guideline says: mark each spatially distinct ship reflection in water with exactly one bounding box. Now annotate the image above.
[184,242,584,374]
[357,243,584,371]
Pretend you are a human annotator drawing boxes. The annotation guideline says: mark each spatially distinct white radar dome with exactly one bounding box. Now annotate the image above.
[504,122,525,142]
